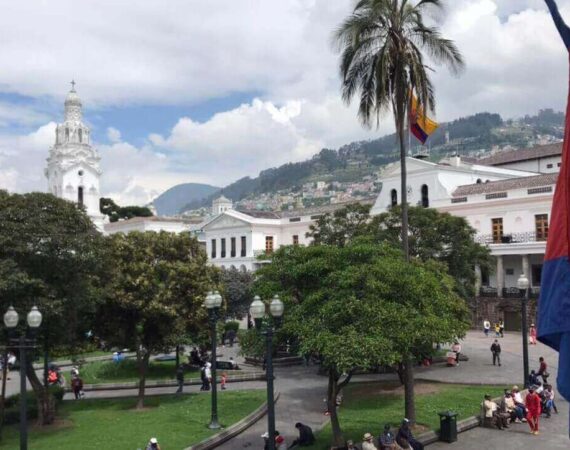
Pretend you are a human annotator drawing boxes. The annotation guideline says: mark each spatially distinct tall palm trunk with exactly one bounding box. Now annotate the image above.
[395,72,415,423]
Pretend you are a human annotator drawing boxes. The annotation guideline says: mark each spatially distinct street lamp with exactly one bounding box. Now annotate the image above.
[249,294,284,450]
[204,290,222,429]
[4,305,42,450]
[517,274,530,388]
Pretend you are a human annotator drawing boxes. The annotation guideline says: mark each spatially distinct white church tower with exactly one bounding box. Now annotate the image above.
[45,82,106,231]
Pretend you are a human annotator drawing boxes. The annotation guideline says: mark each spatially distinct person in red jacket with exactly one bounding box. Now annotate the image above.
[525,386,542,435]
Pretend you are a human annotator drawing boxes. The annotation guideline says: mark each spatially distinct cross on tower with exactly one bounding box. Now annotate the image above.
[70,80,76,92]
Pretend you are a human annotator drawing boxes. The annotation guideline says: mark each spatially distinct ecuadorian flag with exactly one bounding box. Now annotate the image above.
[409,95,438,145]
[541,0,570,410]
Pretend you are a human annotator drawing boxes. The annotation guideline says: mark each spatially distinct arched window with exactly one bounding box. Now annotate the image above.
[65,128,70,140]
[421,184,429,208]
[476,178,482,184]
[78,128,82,143]
[78,186,84,207]
[390,189,398,207]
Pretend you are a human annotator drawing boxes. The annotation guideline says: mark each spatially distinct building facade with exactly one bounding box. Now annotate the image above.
[202,201,374,271]
[202,143,562,330]
[45,84,106,231]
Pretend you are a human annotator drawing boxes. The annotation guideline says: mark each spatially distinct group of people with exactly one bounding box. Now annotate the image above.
[483,383,558,435]
[483,319,504,338]
[483,318,538,345]
[355,419,423,450]
[262,422,315,449]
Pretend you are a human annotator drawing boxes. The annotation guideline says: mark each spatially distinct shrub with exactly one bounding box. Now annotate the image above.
[224,321,240,333]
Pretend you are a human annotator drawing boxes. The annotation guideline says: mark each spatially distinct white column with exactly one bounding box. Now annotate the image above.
[496,255,504,293]
[522,254,530,287]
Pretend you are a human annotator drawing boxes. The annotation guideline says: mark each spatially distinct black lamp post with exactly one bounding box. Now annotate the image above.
[204,290,222,429]
[249,295,284,450]
[4,305,43,450]
[517,274,530,388]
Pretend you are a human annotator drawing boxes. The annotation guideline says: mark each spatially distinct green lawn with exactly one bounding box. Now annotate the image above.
[63,359,200,384]
[0,390,266,450]
[306,381,505,449]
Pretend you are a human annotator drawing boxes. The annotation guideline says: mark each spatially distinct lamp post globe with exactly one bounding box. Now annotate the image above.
[269,295,284,318]
[517,274,530,291]
[249,296,266,320]
[213,290,223,309]
[3,306,19,329]
[27,306,43,328]
[204,291,215,309]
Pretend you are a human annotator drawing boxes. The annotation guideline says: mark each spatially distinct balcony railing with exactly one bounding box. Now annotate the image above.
[478,286,541,298]
[474,231,547,245]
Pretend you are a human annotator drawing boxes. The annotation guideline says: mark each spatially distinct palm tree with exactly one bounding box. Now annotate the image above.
[334,0,463,422]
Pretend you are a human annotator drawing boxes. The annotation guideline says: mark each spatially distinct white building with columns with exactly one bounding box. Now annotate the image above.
[45,84,106,231]
[202,143,561,329]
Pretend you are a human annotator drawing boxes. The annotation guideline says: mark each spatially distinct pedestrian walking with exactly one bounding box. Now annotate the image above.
[537,356,550,384]
[491,339,501,366]
[221,372,227,390]
[529,324,537,345]
[525,386,542,435]
[200,363,210,391]
[483,319,491,337]
[205,361,212,389]
[176,365,184,394]
[451,341,461,367]
[499,319,505,337]
[494,322,501,337]
[71,375,83,400]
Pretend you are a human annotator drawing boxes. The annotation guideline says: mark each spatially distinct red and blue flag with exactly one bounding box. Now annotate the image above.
[541,0,570,408]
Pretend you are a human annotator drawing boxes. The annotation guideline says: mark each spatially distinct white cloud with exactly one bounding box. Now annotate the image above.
[2,0,570,205]
[106,127,121,143]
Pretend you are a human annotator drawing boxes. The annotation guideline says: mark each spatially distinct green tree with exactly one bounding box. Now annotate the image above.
[306,202,371,247]
[0,191,106,425]
[219,267,254,320]
[99,231,213,409]
[100,197,153,222]
[370,206,492,297]
[255,242,469,447]
[335,0,464,421]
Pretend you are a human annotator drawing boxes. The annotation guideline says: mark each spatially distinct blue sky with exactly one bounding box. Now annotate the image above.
[0,0,569,205]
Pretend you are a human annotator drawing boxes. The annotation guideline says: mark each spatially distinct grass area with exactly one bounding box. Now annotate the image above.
[0,390,266,450]
[56,350,110,361]
[63,359,200,385]
[306,381,505,449]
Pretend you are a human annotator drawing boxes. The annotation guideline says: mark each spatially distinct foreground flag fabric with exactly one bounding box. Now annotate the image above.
[409,95,438,144]
[540,0,570,407]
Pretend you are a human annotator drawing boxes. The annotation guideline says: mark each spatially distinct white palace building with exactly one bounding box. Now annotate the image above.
[44,85,560,329]
[202,143,562,330]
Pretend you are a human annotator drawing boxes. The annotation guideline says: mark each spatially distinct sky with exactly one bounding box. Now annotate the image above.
[0,0,570,205]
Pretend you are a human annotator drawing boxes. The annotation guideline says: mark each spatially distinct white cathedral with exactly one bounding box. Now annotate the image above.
[45,83,106,231]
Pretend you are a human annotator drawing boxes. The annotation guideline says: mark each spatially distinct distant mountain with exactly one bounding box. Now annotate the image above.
[153,183,219,216]
[177,109,564,214]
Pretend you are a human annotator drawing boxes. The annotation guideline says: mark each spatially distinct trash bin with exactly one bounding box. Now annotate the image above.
[438,410,458,443]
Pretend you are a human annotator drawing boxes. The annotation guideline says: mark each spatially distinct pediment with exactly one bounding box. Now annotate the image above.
[204,214,251,230]
[381,158,438,179]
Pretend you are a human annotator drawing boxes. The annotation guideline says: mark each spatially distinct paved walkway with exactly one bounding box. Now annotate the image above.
[3,332,567,449]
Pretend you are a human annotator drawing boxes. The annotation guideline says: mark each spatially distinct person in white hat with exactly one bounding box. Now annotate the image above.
[362,432,378,450]
[146,437,161,450]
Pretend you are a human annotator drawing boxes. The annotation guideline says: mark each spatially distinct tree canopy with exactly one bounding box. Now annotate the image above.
[0,190,107,424]
[100,197,153,222]
[97,231,214,408]
[218,266,254,320]
[308,203,491,298]
[255,241,470,446]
